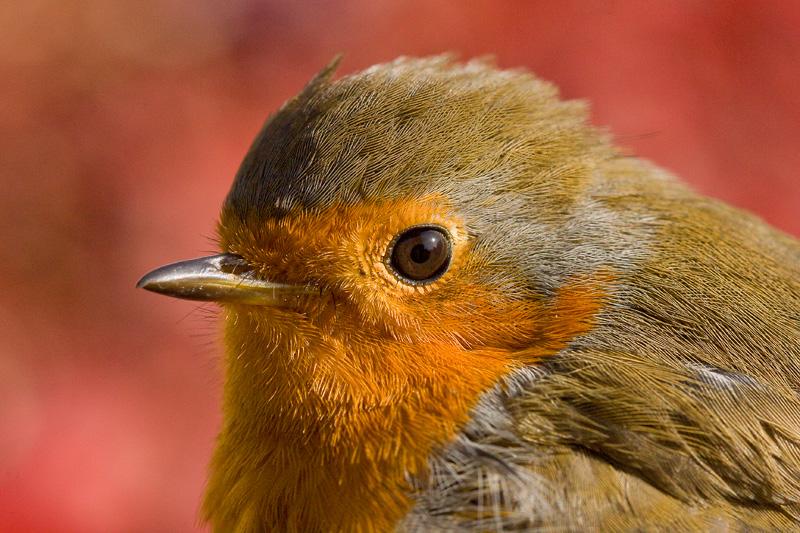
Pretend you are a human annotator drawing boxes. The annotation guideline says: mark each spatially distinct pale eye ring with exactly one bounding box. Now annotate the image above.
[385,224,452,285]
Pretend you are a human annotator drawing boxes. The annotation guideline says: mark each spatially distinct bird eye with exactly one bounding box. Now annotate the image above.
[386,225,452,285]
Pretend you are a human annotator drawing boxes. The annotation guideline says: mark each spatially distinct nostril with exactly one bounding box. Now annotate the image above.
[216,254,254,276]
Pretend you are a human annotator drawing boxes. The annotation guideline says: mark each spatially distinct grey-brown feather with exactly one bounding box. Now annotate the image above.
[401,357,800,531]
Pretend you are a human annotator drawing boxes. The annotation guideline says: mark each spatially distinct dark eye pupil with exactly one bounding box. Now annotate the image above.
[410,244,430,264]
[388,226,451,284]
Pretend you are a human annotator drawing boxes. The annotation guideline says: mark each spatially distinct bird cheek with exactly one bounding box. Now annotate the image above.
[399,273,610,357]
[415,287,544,349]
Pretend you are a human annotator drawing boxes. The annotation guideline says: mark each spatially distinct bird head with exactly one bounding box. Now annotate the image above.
[137,56,666,530]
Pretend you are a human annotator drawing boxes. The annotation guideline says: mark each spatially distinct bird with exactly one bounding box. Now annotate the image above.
[137,56,800,532]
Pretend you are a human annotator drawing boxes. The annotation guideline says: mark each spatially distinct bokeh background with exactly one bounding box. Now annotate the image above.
[2,1,799,531]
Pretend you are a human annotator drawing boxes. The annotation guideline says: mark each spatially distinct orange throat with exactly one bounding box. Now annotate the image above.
[203,303,515,532]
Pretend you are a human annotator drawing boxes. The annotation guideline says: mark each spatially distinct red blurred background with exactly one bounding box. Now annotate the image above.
[2,2,799,531]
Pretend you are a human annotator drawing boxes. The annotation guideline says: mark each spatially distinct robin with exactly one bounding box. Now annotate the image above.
[137,56,800,531]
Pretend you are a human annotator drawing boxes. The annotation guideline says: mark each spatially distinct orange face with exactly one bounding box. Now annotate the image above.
[215,192,607,458]
[134,192,612,529]
[216,194,602,412]
[140,192,610,529]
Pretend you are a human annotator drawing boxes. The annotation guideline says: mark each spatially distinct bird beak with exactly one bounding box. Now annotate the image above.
[136,253,316,306]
